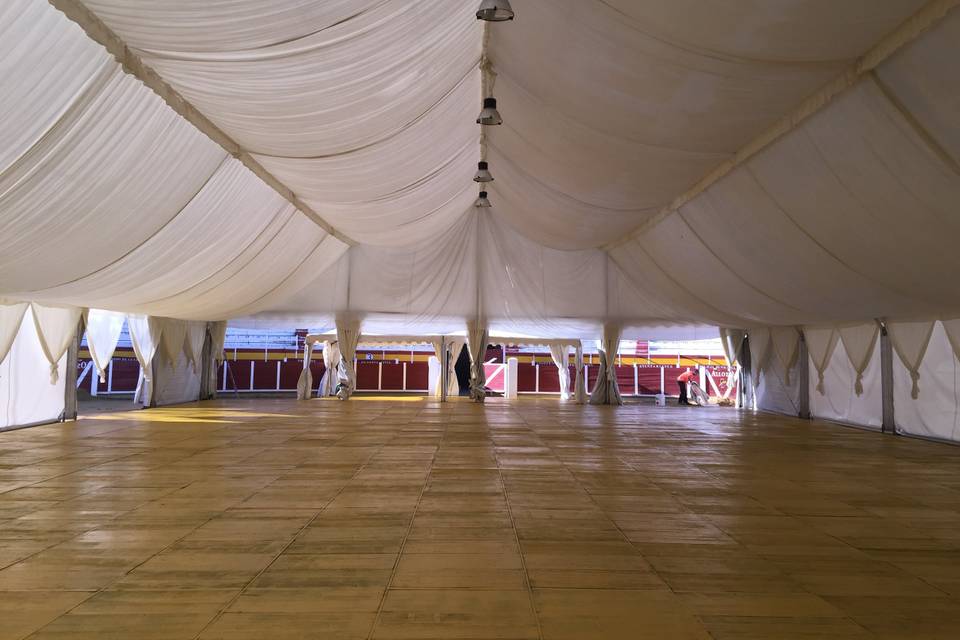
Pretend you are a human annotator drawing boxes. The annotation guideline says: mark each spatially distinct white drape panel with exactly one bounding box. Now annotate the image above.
[0,306,66,429]
[446,338,466,397]
[0,303,28,366]
[209,321,227,361]
[893,322,960,442]
[127,315,162,406]
[837,323,880,396]
[84,309,126,383]
[756,341,801,417]
[183,322,207,372]
[770,327,800,387]
[548,344,572,401]
[803,328,839,395]
[887,321,936,399]
[335,316,361,400]
[31,304,82,384]
[720,328,745,366]
[467,319,489,403]
[319,341,341,398]
[158,318,187,367]
[590,324,623,405]
[747,328,771,389]
[810,333,882,430]
[573,344,587,404]
[296,339,316,401]
[943,319,960,362]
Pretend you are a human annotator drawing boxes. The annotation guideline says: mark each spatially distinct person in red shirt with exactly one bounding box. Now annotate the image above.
[677,367,697,405]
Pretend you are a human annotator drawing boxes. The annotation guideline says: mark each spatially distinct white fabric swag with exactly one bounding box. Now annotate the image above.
[84,309,125,383]
[467,319,488,403]
[0,303,28,365]
[296,337,319,400]
[770,327,799,387]
[31,304,82,384]
[887,320,936,399]
[837,323,879,396]
[747,328,771,389]
[803,327,839,395]
[429,338,445,399]
[335,316,361,400]
[548,343,572,401]
[573,343,586,404]
[127,314,162,405]
[589,324,622,406]
[320,340,341,398]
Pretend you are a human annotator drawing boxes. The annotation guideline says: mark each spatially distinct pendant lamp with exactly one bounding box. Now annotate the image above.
[476,0,514,21]
[474,161,493,182]
[477,98,502,125]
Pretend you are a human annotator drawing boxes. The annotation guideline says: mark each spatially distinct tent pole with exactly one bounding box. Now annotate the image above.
[798,333,810,419]
[880,325,896,434]
[440,337,448,403]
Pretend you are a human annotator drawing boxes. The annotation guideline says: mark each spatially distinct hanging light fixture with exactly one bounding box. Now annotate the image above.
[476,0,514,21]
[476,97,502,125]
[474,161,493,182]
[475,191,492,207]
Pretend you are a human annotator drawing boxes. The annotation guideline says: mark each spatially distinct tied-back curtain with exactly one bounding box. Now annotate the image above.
[296,338,317,400]
[335,316,361,400]
[803,327,839,395]
[720,328,745,366]
[447,338,466,397]
[467,319,488,403]
[887,321,936,399]
[0,303,29,365]
[319,341,341,397]
[127,314,162,405]
[837,323,879,396]
[84,309,125,383]
[31,303,82,384]
[573,342,586,404]
[770,327,800,386]
[747,328,771,390]
[548,343,572,401]
[183,321,207,373]
[589,323,622,405]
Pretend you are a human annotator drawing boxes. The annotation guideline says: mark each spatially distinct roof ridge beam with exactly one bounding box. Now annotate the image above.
[49,0,355,246]
[605,0,959,251]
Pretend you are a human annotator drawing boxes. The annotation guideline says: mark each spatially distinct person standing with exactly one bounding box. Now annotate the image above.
[677,367,696,405]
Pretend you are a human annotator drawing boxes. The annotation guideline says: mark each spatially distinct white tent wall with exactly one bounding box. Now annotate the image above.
[755,342,803,418]
[893,321,960,442]
[809,334,883,430]
[0,307,67,430]
[152,350,202,407]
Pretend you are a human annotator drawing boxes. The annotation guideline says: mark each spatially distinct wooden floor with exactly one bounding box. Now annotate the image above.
[2,398,960,639]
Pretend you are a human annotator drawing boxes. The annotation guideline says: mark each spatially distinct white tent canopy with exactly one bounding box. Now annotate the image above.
[2,0,960,430]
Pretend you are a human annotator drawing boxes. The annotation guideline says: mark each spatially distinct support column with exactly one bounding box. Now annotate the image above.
[440,338,448,402]
[740,335,755,410]
[798,333,810,419]
[62,319,81,421]
[881,325,896,434]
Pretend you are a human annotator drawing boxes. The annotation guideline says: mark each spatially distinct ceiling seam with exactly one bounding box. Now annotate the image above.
[604,0,960,253]
[48,0,357,246]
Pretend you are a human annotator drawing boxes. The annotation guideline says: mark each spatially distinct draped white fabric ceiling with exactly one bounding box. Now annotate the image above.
[1,0,957,339]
